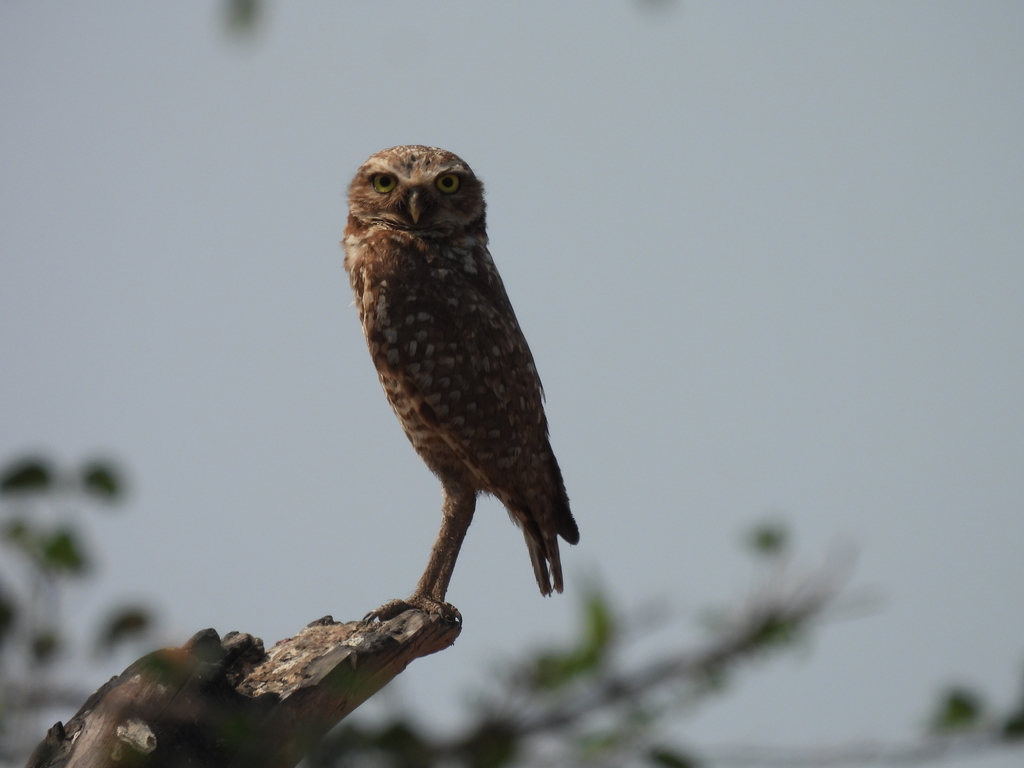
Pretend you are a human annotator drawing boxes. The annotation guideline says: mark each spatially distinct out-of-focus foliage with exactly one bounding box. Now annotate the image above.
[309,523,1024,768]
[926,680,1024,748]
[1004,692,1024,741]
[0,458,53,494]
[647,747,697,768]
[81,463,121,501]
[220,0,682,39]
[7,447,1022,768]
[0,454,155,763]
[310,528,845,768]
[930,687,985,733]
[746,520,790,557]
[4,522,88,576]
[530,590,615,691]
[95,607,152,655]
[224,0,263,37]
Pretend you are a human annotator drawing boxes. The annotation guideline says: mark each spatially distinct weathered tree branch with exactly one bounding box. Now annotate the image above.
[26,610,461,768]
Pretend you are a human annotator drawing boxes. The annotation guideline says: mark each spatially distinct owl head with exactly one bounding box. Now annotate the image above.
[347,146,486,233]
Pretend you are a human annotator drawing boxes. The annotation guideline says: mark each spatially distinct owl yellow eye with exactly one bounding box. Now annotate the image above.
[436,174,460,194]
[372,174,397,193]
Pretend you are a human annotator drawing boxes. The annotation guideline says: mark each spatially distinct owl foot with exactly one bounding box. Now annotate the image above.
[363,596,462,626]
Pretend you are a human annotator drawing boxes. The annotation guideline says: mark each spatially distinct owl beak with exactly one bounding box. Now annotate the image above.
[408,192,424,224]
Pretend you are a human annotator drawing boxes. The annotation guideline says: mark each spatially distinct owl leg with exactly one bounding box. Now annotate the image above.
[364,480,476,624]
[415,480,477,603]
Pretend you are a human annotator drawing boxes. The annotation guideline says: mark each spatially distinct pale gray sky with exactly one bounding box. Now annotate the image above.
[2,2,1022,764]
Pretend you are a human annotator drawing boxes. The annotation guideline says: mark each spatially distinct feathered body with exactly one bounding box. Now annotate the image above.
[343,146,578,618]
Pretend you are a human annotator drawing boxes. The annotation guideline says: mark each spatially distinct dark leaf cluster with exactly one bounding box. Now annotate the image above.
[311,532,843,768]
[928,680,1024,744]
[0,453,154,760]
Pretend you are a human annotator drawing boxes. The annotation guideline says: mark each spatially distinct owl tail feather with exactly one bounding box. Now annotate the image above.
[509,492,571,595]
[523,527,564,596]
[548,456,579,545]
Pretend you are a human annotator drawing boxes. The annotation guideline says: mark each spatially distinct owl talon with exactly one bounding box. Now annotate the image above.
[363,597,462,626]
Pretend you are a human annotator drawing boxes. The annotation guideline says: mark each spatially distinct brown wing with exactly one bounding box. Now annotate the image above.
[351,229,577,592]
[388,242,547,486]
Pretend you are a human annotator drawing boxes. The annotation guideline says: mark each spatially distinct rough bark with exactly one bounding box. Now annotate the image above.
[26,610,461,768]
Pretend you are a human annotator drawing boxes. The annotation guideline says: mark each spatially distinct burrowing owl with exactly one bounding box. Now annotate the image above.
[343,146,579,621]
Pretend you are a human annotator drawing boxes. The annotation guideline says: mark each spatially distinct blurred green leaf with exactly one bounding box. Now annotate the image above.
[0,457,53,494]
[41,528,88,574]
[1003,675,1024,740]
[225,0,261,34]
[531,590,616,690]
[372,722,433,768]
[97,607,152,653]
[931,687,984,733]
[3,518,31,547]
[2,519,88,574]
[0,591,15,646]
[584,590,615,656]
[81,461,123,501]
[459,720,517,768]
[649,746,699,768]
[747,521,789,557]
[32,630,60,664]
[1004,708,1024,740]
[3,518,52,570]
[312,718,440,767]
[747,613,801,650]
[577,729,623,757]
